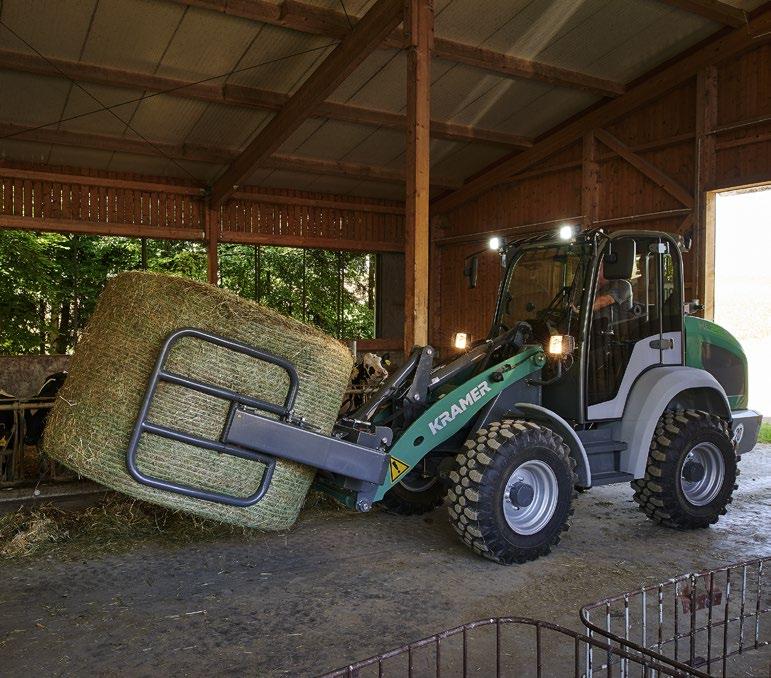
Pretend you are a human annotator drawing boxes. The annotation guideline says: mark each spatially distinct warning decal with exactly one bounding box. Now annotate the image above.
[389,456,410,482]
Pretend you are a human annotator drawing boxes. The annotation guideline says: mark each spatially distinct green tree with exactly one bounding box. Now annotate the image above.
[0,231,374,355]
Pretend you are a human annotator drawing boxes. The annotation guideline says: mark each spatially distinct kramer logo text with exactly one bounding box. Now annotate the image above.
[428,381,492,435]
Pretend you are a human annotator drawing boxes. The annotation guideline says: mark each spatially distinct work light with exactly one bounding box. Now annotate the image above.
[548,334,575,356]
[453,332,469,350]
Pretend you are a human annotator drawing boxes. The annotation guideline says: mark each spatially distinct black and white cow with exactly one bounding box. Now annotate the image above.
[339,353,390,417]
[25,371,67,446]
[0,387,17,480]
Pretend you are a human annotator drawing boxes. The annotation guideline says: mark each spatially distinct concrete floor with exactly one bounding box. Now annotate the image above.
[1,447,769,677]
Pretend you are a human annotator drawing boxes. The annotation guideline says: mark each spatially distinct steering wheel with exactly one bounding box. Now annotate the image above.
[535,286,572,327]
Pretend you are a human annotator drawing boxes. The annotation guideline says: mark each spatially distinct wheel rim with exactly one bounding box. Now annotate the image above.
[680,443,725,506]
[502,459,558,535]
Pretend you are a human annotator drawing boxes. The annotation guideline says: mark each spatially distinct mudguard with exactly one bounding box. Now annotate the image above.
[614,366,730,479]
[514,402,592,488]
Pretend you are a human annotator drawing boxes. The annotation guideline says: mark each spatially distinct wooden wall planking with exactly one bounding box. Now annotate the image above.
[432,43,771,353]
[0,165,405,252]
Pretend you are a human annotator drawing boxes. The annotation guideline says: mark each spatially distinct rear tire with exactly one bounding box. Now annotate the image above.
[632,409,738,529]
[380,470,445,515]
[448,420,576,565]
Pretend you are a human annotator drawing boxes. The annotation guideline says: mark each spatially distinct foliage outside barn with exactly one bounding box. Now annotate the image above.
[0,230,377,355]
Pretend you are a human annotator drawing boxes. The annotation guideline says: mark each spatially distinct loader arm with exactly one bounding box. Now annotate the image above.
[374,345,545,501]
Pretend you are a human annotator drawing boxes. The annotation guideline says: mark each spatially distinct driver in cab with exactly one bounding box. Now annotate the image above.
[592,259,632,324]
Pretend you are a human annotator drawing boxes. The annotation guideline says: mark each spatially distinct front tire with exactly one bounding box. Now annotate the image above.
[448,420,576,565]
[632,409,738,529]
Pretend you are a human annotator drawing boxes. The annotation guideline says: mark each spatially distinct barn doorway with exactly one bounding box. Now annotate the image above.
[713,184,771,415]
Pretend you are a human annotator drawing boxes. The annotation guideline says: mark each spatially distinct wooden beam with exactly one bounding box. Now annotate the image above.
[219,230,404,252]
[432,8,771,213]
[432,39,625,98]
[581,131,600,227]
[231,190,404,214]
[657,0,747,28]
[0,49,531,149]
[208,0,405,204]
[595,129,694,207]
[262,153,461,190]
[695,65,718,318]
[0,164,204,196]
[0,122,459,190]
[206,207,219,285]
[168,0,626,95]
[0,214,202,240]
[403,0,433,353]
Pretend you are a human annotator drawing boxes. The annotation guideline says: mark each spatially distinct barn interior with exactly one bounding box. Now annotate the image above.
[0,0,769,675]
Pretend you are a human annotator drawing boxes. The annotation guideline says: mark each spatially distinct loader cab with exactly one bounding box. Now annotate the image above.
[492,229,684,423]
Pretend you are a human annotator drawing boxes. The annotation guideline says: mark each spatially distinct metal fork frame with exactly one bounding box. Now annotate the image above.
[126,327,300,508]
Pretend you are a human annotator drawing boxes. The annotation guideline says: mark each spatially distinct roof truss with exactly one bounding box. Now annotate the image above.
[0,49,532,150]
[169,0,625,97]
[208,0,406,203]
[433,6,771,213]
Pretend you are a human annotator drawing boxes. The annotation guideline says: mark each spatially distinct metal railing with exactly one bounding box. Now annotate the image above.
[320,617,688,677]
[580,557,769,677]
[0,397,71,486]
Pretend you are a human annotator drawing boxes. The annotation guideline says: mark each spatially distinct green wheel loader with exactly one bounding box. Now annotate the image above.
[128,227,762,564]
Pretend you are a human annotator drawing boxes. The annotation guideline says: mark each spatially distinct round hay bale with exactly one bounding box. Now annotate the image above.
[43,271,353,530]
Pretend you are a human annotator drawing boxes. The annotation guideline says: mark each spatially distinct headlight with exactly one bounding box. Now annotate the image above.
[548,334,575,356]
[453,332,469,350]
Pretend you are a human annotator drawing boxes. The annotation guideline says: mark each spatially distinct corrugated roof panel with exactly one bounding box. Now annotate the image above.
[336,127,404,166]
[488,0,711,80]
[344,181,404,201]
[46,145,115,170]
[343,50,407,111]
[590,10,717,82]
[0,138,52,165]
[436,0,538,47]
[185,105,271,150]
[0,72,71,124]
[126,96,209,143]
[105,151,178,178]
[281,119,383,159]
[501,87,598,137]
[81,0,185,72]
[0,0,96,60]
[225,24,335,93]
[431,142,509,183]
[276,118,328,154]
[329,49,403,108]
[154,7,261,81]
[54,83,147,136]
[248,168,331,192]
[430,63,549,128]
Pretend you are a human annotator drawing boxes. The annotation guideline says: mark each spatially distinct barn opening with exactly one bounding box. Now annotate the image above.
[713,184,771,415]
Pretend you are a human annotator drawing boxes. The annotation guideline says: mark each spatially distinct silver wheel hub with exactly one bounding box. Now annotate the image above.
[680,443,725,506]
[502,460,558,535]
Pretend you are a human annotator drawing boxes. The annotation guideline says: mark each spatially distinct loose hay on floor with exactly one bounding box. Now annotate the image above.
[0,495,248,559]
[43,272,353,530]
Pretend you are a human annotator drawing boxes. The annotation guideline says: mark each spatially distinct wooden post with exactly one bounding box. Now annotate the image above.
[404,0,433,354]
[206,205,219,285]
[695,66,718,319]
[582,131,599,228]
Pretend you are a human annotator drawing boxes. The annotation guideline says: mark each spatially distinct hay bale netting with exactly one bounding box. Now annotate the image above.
[43,271,353,530]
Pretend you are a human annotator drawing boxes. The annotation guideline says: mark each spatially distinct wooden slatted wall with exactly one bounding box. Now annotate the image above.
[431,43,771,353]
[0,166,405,253]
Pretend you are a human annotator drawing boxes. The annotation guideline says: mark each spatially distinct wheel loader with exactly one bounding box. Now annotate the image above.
[127,227,762,564]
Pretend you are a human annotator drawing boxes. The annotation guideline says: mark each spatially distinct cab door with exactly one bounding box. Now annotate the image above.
[586,236,682,421]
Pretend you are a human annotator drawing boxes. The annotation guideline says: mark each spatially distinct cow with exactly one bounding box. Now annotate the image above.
[339,353,390,417]
[0,387,17,480]
[25,371,67,446]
